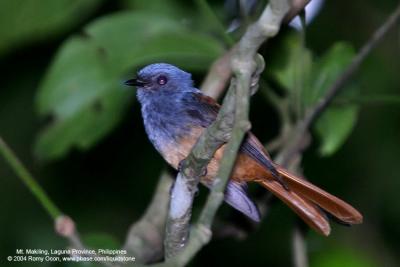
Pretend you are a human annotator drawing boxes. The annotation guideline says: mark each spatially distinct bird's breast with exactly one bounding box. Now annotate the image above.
[141,102,205,169]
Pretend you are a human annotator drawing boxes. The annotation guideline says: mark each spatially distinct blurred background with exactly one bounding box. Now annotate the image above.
[0,0,399,266]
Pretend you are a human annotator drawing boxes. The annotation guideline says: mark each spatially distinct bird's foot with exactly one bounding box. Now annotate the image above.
[178,159,208,177]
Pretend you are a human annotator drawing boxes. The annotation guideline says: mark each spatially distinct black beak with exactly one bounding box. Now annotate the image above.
[124,78,147,87]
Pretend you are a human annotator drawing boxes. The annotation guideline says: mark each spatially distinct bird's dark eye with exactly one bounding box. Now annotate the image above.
[157,75,168,85]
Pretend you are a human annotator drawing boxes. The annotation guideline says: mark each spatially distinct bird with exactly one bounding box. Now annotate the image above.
[125,63,363,236]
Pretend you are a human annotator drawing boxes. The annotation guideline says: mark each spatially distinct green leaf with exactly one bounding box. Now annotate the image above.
[35,11,224,161]
[269,34,358,156]
[0,0,103,56]
[121,0,190,18]
[35,88,131,159]
[304,42,355,107]
[269,36,355,108]
[311,43,357,156]
[315,105,359,156]
[269,33,313,93]
[268,33,313,117]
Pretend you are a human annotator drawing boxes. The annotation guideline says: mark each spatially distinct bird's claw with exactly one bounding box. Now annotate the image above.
[178,159,185,172]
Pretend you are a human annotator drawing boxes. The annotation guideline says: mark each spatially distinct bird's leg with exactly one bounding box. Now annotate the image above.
[178,159,207,177]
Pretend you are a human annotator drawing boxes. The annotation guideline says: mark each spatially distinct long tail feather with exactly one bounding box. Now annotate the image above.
[276,166,363,225]
[257,179,331,236]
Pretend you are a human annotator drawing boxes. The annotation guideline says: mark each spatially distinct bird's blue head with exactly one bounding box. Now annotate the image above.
[125,63,194,93]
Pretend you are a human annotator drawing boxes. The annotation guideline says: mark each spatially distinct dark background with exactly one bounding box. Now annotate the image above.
[1,0,399,266]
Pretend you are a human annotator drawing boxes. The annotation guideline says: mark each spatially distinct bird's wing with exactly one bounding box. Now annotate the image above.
[181,92,263,221]
[240,133,278,177]
[181,91,278,177]
[181,92,220,127]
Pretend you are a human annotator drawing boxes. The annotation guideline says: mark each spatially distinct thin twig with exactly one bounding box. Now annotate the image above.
[292,225,308,267]
[0,136,61,219]
[260,82,293,152]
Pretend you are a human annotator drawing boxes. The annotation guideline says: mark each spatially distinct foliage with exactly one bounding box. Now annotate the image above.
[270,33,358,155]
[34,11,224,161]
[1,1,399,267]
[0,0,104,56]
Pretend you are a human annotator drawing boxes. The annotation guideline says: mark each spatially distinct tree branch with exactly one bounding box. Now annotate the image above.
[123,171,173,263]
[164,80,238,259]
[163,0,291,264]
[200,47,235,99]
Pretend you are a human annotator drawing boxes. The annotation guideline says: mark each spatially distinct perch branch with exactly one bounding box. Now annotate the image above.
[124,171,173,263]
[164,80,238,259]
[163,0,291,265]
[126,0,236,261]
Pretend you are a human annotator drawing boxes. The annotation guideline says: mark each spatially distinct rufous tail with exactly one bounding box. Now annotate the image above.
[256,166,363,236]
